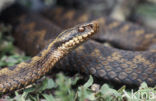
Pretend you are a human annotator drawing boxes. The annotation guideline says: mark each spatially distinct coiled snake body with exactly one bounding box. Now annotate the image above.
[0,5,156,93]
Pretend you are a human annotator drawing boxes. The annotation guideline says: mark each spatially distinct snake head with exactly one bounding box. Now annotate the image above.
[54,21,99,49]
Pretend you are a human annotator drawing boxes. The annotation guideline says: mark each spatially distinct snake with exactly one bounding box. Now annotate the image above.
[0,11,98,93]
[42,6,156,51]
[0,4,156,93]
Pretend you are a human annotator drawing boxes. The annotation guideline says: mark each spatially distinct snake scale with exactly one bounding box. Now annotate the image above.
[0,4,156,93]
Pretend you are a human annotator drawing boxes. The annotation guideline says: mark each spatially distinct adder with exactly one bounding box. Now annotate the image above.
[0,4,156,93]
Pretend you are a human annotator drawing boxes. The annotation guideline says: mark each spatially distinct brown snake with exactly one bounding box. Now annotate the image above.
[0,4,156,93]
[0,15,98,93]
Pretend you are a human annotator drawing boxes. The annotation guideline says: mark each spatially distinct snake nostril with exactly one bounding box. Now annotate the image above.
[89,24,94,29]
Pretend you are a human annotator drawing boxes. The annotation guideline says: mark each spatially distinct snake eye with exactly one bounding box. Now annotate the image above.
[78,26,85,32]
